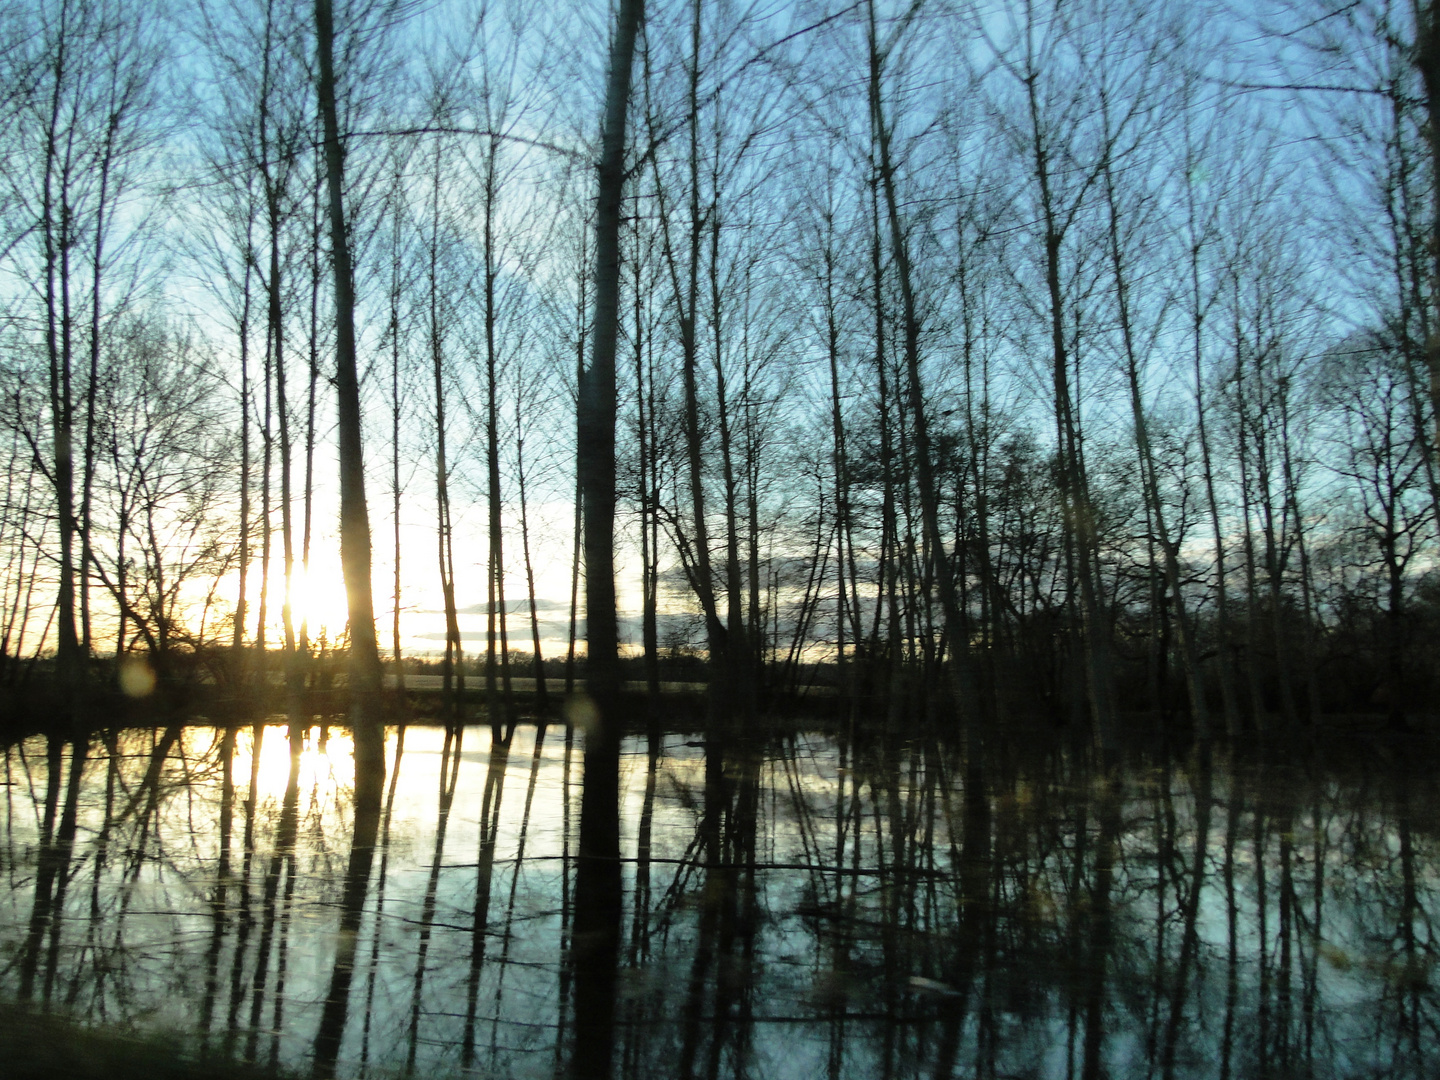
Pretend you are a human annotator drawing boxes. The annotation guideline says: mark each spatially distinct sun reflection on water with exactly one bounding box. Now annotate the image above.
[233,723,353,801]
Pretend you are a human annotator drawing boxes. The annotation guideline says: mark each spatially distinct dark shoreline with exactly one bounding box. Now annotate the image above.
[0,1002,299,1080]
[3,675,1435,775]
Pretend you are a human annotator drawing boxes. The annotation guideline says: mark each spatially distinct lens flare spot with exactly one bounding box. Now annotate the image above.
[118,655,156,698]
[563,692,600,736]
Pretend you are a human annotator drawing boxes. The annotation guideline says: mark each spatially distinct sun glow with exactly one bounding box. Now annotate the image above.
[283,556,352,643]
[231,550,354,650]
[175,511,583,660]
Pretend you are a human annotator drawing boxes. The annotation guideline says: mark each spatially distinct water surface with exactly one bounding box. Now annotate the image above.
[1,721,1435,1078]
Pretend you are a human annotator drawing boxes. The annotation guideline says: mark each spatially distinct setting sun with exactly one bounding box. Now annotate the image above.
[282,555,351,643]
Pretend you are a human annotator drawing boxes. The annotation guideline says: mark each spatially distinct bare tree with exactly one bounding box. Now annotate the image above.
[573,0,644,1075]
[314,0,386,806]
[4,0,163,693]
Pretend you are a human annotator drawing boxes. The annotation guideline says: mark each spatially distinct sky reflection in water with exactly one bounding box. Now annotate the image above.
[1,722,1436,1079]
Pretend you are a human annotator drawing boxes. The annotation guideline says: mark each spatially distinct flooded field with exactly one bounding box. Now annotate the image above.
[1,720,1436,1079]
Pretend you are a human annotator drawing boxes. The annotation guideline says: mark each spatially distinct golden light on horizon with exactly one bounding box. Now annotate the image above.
[218,550,353,649]
[170,512,587,659]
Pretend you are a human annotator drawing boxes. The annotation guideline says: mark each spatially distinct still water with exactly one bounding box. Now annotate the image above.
[0,720,1436,1079]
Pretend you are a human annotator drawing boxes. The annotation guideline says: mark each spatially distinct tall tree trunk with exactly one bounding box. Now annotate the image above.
[257,0,299,714]
[429,141,463,725]
[744,365,764,682]
[1278,392,1318,722]
[1413,1,1440,452]
[234,251,255,677]
[271,211,298,705]
[42,19,81,690]
[821,209,861,706]
[1380,64,1440,618]
[958,236,1002,723]
[1101,158,1209,740]
[315,0,384,811]
[1183,129,1240,734]
[709,187,749,709]
[572,0,643,1075]
[81,111,121,661]
[1233,319,1268,727]
[677,0,728,694]
[482,135,512,727]
[867,177,894,664]
[565,221,587,697]
[633,211,660,697]
[1021,62,1115,750]
[868,1,977,728]
[257,304,273,666]
[1250,350,1298,726]
[300,134,323,665]
[388,170,406,700]
[516,392,547,712]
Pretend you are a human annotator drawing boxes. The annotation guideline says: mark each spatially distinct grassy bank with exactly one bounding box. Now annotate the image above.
[0,1003,297,1080]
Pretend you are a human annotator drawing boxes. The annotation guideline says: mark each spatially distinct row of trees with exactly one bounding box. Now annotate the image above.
[1,0,1438,736]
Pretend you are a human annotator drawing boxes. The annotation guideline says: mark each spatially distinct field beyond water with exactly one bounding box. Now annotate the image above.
[1,713,1436,1079]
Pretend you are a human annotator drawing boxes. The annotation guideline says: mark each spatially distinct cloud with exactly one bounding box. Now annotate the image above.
[411,611,703,645]
[448,598,571,616]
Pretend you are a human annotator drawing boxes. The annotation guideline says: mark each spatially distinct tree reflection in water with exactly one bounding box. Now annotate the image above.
[0,721,1437,1079]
